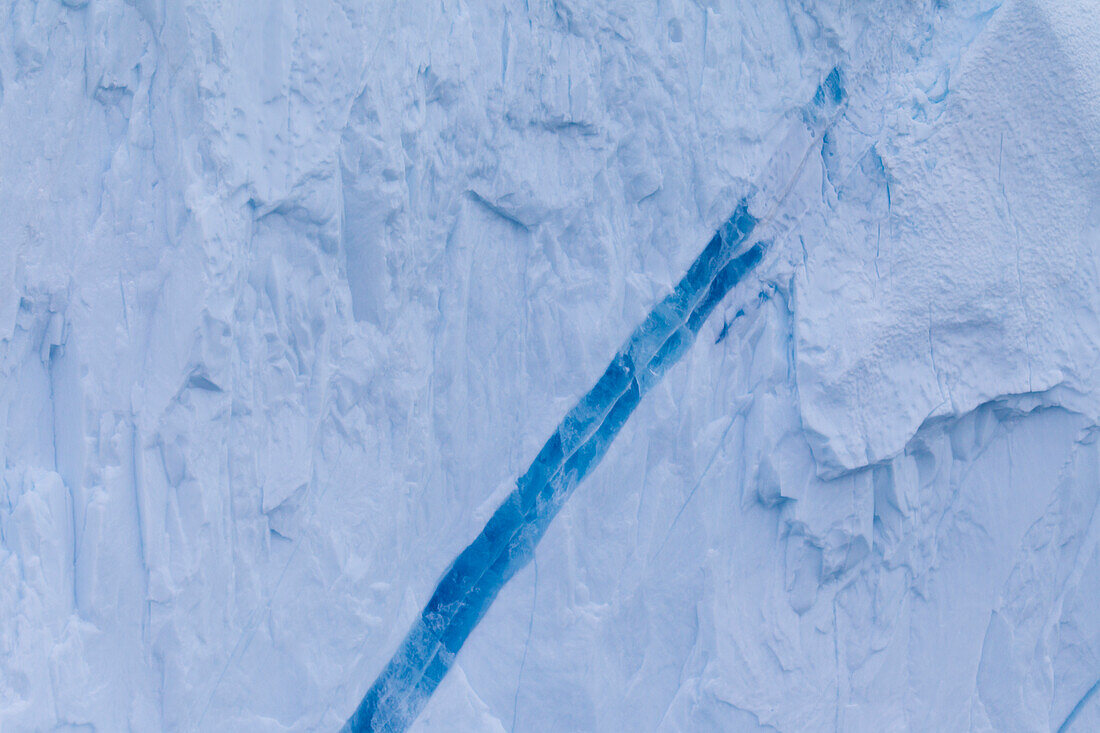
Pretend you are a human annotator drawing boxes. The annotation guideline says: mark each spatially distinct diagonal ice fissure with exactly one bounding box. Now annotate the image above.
[343,67,847,733]
[347,235,764,733]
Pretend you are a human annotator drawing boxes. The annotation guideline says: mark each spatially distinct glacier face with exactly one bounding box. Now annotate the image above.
[1,0,1099,731]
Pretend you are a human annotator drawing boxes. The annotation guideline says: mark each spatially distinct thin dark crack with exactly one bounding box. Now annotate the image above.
[1058,678,1100,733]
[510,556,537,732]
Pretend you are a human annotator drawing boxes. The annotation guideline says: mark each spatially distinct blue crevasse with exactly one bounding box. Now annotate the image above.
[344,67,845,733]
[343,228,762,733]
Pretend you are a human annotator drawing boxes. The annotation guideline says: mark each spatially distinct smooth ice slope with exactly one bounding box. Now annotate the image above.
[1,0,1099,731]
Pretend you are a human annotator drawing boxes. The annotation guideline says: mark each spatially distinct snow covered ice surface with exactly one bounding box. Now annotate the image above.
[2,0,1100,731]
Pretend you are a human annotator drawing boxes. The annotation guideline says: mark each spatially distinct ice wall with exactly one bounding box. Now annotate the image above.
[1,0,1098,731]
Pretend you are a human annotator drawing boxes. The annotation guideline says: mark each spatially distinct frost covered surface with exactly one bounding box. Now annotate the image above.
[1,1,1099,732]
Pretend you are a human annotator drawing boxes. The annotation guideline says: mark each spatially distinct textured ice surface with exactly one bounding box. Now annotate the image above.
[2,0,1099,731]
[347,69,846,731]
[344,214,763,731]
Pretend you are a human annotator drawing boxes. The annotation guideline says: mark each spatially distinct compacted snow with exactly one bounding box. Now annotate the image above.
[1,0,1098,730]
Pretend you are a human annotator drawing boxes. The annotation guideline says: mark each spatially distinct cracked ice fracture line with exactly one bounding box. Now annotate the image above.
[1059,677,1100,732]
[343,68,846,733]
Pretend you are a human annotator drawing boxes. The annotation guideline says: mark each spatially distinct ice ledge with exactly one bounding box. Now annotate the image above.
[803,383,1099,480]
[790,0,1100,477]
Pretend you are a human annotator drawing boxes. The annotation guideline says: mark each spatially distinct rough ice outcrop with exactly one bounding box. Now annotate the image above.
[794,0,1100,475]
[1,0,1098,731]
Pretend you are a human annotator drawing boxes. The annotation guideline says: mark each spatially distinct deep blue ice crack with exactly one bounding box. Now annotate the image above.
[343,212,762,733]
[344,67,846,733]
